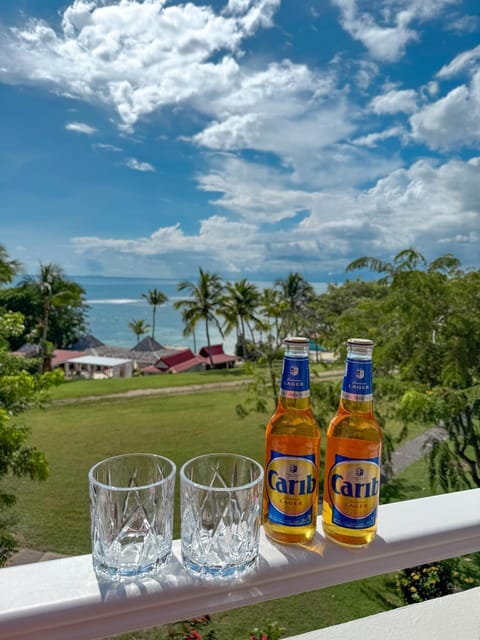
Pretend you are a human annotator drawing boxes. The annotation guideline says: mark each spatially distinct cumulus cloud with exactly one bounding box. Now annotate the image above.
[125,158,156,172]
[437,44,480,79]
[352,126,405,147]
[0,0,280,131]
[71,155,480,277]
[410,71,480,149]
[332,0,457,61]
[370,89,417,114]
[65,121,97,134]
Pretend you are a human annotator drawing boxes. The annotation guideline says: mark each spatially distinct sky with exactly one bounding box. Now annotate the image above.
[0,0,479,283]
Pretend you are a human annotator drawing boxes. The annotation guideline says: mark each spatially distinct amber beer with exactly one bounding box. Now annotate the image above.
[263,337,321,544]
[322,338,382,547]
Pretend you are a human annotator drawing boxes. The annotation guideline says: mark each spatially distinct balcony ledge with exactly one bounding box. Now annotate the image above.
[0,489,479,640]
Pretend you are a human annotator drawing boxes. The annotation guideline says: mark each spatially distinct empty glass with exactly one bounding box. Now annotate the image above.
[89,453,176,582]
[180,453,264,580]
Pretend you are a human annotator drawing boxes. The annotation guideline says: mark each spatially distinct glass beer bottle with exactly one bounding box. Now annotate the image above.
[322,338,382,547]
[263,337,321,544]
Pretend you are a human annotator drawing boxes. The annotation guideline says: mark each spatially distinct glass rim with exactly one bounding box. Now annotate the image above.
[89,452,176,491]
[180,452,264,492]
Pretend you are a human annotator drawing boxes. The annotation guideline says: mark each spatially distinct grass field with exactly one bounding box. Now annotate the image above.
[6,376,466,640]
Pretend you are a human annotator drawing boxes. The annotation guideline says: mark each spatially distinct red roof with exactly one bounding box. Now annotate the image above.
[153,349,205,374]
[51,349,87,367]
[198,344,238,365]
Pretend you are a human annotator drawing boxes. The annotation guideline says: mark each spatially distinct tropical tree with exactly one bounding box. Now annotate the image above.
[0,245,21,286]
[128,319,151,344]
[0,246,56,565]
[346,248,480,491]
[260,287,287,348]
[174,268,224,367]
[219,279,262,359]
[141,288,168,341]
[274,272,316,338]
[20,263,85,372]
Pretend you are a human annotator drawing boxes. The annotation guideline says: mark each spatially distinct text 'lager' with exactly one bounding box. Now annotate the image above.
[322,338,382,547]
[263,337,321,544]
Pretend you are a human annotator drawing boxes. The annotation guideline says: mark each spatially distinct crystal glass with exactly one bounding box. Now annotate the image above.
[89,453,176,582]
[180,453,264,580]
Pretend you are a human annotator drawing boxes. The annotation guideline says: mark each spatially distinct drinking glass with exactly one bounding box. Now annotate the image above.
[180,453,264,579]
[89,453,176,581]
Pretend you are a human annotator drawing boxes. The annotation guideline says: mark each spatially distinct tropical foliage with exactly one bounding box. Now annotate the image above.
[129,319,151,344]
[174,268,225,367]
[0,246,60,564]
[141,288,168,341]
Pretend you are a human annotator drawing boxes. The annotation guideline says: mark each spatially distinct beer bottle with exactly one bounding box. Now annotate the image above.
[263,337,321,544]
[322,338,382,547]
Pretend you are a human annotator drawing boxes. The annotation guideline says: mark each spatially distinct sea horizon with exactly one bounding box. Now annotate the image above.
[72,274,330,354]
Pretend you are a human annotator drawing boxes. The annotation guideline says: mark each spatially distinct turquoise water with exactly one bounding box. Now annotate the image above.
[76,276,235,353]
[76,275,329,354]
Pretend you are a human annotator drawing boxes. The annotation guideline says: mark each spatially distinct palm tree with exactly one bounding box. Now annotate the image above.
[219,279,262,359]
[174,268,224,367]
[128,319,151,344]
[274,272,316,338]
[22,263,85,373]
[0,244,21,286]
[260,287,288,347]
[141,288,168,341]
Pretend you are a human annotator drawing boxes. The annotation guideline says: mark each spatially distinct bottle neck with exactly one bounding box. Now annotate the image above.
[340,346,374,414]
[279,340,311,408]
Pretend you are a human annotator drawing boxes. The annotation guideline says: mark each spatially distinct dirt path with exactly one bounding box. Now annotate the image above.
[55,369,344,405]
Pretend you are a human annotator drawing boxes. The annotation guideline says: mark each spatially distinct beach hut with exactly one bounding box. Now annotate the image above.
[198,344,239,369]
[63,355,134,379]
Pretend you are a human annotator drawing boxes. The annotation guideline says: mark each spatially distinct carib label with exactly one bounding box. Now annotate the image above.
[342,358,373,401]
[328,454,380,529]
[280,355,310,399]
[266,451,317,527]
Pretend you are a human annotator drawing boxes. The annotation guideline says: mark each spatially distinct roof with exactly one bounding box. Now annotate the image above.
[51,349,87,367]
[12,343,40,357]
[154,348,205,373]
[198,344,238,364]
[133,336,165,351]
[65,355,133,367]
[70,334,105,350]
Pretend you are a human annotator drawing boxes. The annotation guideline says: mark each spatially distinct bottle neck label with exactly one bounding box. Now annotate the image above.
[341,358,373,401]
[280,355,310,399]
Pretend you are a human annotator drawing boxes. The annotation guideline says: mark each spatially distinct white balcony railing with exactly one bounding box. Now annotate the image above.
[0,489,479,640]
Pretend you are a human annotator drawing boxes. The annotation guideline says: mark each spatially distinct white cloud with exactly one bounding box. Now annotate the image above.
[410,71,480,149]
[352,126,405,147]
[65,121,97,134]
[437,44,480,79]
[93,142,122,152]
[125,158,156,172]
[71,155,480,277]
[332,0,457,61]
[370,89,417,114]
[0,0,280,131]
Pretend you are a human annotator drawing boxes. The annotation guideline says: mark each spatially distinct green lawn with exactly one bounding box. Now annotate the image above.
[49,366,252,400]
[7,383,471,640]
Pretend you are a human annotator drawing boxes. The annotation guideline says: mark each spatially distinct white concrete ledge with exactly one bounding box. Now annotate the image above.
[286,586,480,640]
[0,489,479,640]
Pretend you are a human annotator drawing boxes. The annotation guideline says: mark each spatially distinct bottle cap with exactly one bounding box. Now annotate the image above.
[284,336,309,345]
[347,338,374,347]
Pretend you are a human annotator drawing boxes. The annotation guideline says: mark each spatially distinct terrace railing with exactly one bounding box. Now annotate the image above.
[0,489,479,640]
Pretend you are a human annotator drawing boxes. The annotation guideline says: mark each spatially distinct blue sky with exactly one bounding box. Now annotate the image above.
[0,0,479,283]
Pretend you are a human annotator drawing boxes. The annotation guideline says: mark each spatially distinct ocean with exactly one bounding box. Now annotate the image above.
[76,275,237,354]
[76,275,329,355]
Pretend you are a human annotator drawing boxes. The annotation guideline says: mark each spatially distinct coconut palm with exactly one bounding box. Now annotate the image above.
[219,279,262,359]
[141,288,168,341]
[274,272,316,338]
[174,268,224,367]
[22,263,85,372]
[128,319,151,344]
[0,244,21,286]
